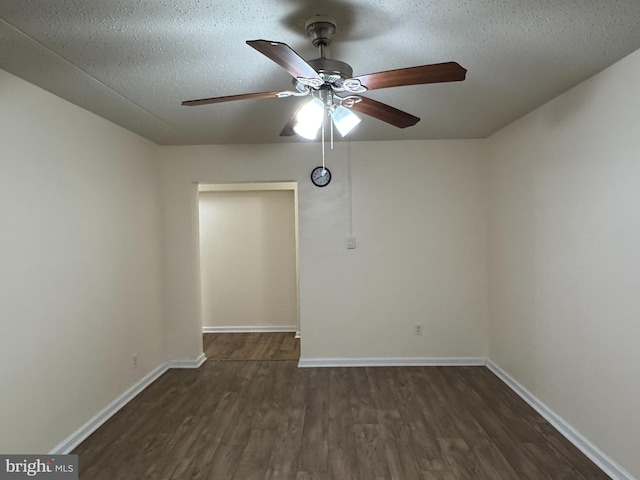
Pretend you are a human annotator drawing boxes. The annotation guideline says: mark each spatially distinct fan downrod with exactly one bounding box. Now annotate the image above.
[303,15,354,86]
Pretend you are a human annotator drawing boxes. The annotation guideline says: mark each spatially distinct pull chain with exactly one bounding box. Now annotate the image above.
[321,108,326,172]
[330,107,334,149]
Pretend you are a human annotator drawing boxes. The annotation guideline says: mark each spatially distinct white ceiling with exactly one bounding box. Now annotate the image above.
[2,1,640,145]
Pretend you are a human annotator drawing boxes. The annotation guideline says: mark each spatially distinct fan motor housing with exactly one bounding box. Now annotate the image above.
[308,57,353,82]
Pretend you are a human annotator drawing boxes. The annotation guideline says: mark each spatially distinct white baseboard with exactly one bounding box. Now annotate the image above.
[486,360,635,480]
[298,357,487,368]
[295,331,301,339]
[49,354,206,455]
[202,325,297,333]
[49,363,169,454]
[167,353,207,369]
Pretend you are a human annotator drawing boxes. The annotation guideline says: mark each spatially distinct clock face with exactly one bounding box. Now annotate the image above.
[311,166,331,187]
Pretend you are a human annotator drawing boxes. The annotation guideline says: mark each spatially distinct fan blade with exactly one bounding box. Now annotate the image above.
[182,91,279,106]
[280,112,297,137]
[247,40,322,81]
[348,96,420,128]
[280,101,310,136]
[351,62,466,91]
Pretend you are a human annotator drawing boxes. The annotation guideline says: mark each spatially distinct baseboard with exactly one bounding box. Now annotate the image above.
[48,363,169,454]
[298,357,487,368]
[202,325,297,333]
[486,360,635,480]
[49,353,207,455]
[167,353,207,369]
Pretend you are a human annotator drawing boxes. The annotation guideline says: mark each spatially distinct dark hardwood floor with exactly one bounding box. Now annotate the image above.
[73,334,609,479]
[203,332,300,361]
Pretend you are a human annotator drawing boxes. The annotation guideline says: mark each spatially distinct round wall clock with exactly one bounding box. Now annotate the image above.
[311,166,332,187]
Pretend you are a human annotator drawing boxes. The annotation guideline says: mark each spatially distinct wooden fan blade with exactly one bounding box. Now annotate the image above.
[351,62,467,91]
[247,40,321,81]
[280,102,309,136]
[280,113,297,136]
[182,91,279,106]
[348,96,420,128]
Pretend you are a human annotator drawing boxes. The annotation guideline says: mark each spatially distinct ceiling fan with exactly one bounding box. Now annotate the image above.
[182,15,467,139]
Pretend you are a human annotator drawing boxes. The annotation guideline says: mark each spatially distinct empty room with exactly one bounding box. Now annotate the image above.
[1,2,639,479]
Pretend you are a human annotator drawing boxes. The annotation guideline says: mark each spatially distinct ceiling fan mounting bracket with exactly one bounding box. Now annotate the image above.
[305,15,337,48]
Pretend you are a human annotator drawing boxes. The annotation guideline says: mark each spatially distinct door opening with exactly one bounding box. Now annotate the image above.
[196,182,301,359]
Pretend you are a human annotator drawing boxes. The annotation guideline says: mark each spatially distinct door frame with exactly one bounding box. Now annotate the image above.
[196,182,301,337]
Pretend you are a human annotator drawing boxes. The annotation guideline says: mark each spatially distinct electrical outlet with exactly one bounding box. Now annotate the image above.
[347,236,356,249]
[133,353,138,369]
[414,323,423,335]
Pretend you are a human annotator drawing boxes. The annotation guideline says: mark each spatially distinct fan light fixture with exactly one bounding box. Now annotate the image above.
[293,98,361,140]
[332,105,361,137]
[293,98,324,139]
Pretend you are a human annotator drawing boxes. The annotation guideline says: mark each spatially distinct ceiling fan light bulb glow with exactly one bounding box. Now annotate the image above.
[293,98,324,139]
[293,123,320,140]
[332,105,361,137]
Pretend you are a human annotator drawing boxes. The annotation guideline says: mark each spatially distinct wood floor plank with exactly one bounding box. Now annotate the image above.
[265,404,305,480]
[230,428,277,480]
[462,367,542,443]
[297,368,330,476]
[421,471,458,480]
[397,369,450,471]
[446,367,554,480]
[328,447,358,480]
[281,333,298,351]
[327,369,359,479]
[354,424,392,480]
[204,332,300,361]
[428,368,491,449]
[73,335,612,480]
[524,441,587,480]
[532,421,611,479]
[379,421,424,480]
[204,333,237,359]
[184,368,250,478]
[264,364,307,480]
[349,368,378,424]
[406,368,462,439]
[369,368,439,478]
[438,437,494,480]
[473,441,522,480]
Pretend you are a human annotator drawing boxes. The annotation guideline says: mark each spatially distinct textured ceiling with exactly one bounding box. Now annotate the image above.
[1,1,640,145]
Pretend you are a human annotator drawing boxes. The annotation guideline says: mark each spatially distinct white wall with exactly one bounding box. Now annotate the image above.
[159,140,489,360]
[198,190,297,328]
[0,70,166,453]
[488,48,640,478]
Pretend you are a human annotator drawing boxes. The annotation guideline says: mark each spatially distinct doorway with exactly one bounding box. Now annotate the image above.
[197,182,300,359]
